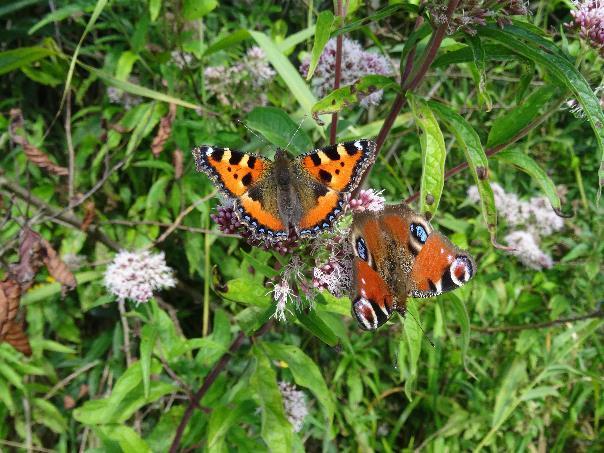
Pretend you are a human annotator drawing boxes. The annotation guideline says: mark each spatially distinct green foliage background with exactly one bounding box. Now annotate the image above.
[0,0,603,451]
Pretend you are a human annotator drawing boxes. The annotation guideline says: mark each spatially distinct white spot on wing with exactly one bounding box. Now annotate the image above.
[205,147,213,156]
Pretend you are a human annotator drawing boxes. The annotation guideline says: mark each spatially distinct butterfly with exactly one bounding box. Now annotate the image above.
[349,203,475,330]
[192,140,376,240]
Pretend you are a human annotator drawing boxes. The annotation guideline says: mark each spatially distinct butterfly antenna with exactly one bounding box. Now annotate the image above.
[285,115,307,152]
[404,308,435,348]
[236,119,266,145]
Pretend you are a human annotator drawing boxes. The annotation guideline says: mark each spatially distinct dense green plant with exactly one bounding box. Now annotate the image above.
[0,0,603,451]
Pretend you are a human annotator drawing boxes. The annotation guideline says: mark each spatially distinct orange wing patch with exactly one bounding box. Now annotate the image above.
[298,189,343,234]
[192,146,269,197]
[300,140,376,192]
[238,193,286,233]
[410,234,455,293]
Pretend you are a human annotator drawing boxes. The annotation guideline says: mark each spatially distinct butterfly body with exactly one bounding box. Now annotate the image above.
[350,203,475,330]
[193,140,376,240]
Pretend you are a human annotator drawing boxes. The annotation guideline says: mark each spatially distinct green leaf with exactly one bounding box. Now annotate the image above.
[340,112,413,141]
[311,75,399,122]
[432,43,517,68]
[519,386,559,402]
[149,0,161,21]
[0,0,43,18]
[495,149,564,213]
[278,26,316,54]
[428,100,497,240]
[251,346,293,452]
[296,309,339,347]
[115,50,140,81]
[207,400,256,451]
[28,3,88,35]
[96,424,151,453]
[140,324,158,399]
[306,11,335,80]
[331,3,419,37]
[235,306,274,335]
[478,24,604,198]
[0,46,54,75]
[487,85,558,149]
[409,95,446,219]
[263,342,335,425]
[246,107,313,155]
[467,35,492,111]
[203,29,251,56]
[22,271,102,305]
[83,64,202,110]
[182,0,217,20]
[249,30,317,115]
[221,277,271,307]
[32,398,68,433]
[402,300,422,401]
[492,360,527,428]
[445,294,470,371]
[58,0,108,117]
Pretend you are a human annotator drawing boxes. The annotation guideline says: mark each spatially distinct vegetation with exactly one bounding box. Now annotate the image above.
[0,0,603,451]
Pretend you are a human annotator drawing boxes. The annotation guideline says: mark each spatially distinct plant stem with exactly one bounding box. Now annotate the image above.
[202,211,211,337]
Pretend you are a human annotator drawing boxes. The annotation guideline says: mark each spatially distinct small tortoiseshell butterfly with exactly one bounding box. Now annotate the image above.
[349,203,475,330]
[192,140,376,240]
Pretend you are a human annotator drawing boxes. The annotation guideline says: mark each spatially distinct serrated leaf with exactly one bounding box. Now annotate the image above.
[409,95,446,218]
[221,277,271,307]
[306,11,335,80]
[263,342,334,425]
[492,360,527,428]
[428,100,497,240]
[207,400,256,451]
[96,424,151,453]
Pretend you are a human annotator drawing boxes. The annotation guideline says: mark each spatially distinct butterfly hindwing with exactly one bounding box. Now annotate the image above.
[351,258,396,330]
[192,146,270,197]
[299,139,376,192]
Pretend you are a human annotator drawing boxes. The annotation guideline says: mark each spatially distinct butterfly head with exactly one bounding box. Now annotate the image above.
[409,223,475,297]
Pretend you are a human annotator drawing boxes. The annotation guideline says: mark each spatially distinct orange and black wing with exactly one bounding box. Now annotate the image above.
[192,146,288,239]
[192,146,271,197]
[298,140,376,193]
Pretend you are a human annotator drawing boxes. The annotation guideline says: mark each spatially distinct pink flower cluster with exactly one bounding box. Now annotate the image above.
[104,250,176,304]
[300,38,393,107]
[468,183,565,270]
[568,1,604,56]
[429,0,529,35]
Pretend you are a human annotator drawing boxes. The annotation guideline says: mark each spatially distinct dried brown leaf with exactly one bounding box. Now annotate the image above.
[172,149,184,179]
[9,108,68,176]
[0,279,21,338]
[81,201,96,232]
[2,319,32,356]
[9,228,45,288]
[41,239,77,293]
[151,103,177,157]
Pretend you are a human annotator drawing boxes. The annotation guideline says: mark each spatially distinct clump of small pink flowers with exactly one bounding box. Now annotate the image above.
[300,38,393,107]
[568,1,604,56]
[104,250,176,303]
[428,0,529,35]
[467,182,565,270]
[345,188,385,213]
[278,381,309,433]
[204,46,275,112]
[211,202,299,255]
